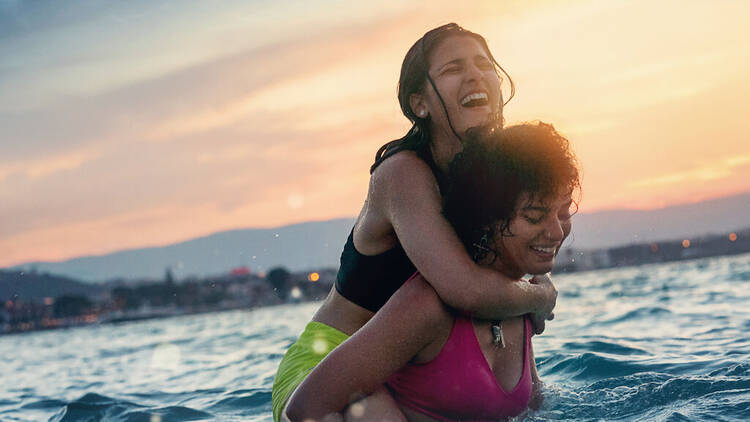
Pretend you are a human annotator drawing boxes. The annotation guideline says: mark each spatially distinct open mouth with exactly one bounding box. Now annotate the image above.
[530,245,557,255]
[460,92,489,108]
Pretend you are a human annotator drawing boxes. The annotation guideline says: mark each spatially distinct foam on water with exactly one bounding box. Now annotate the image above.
[2,253,750,421]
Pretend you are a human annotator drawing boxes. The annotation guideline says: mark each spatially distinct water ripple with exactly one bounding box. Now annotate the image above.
[4,255,750,421]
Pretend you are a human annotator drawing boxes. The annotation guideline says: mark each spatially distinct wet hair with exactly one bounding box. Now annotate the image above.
[370,23,515,174]
[442,122,581,262]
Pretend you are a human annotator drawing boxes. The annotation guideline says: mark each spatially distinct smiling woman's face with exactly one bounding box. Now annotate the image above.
[421,35,503,136]
[492,191,574,279]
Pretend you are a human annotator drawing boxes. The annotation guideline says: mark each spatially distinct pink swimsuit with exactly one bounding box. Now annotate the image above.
[386,315,532,421]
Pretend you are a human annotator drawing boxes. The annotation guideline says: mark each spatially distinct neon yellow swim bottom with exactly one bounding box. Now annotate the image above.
[271,321,350,421]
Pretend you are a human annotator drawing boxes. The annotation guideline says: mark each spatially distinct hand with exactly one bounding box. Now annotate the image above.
[528,379,544,410]
[529,311,554,335]
[529,273,557,320]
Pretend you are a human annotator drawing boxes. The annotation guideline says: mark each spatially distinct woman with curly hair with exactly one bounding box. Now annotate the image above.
[287,122,581,421]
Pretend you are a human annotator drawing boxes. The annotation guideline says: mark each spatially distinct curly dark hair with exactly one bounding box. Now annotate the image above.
[442,122,581,262]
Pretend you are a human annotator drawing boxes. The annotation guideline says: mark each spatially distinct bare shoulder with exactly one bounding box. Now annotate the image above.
[370,150,437,191]
[356,151,436,246]
[392,275,455,362]
[368,151,441,222]
[387,275,453,328]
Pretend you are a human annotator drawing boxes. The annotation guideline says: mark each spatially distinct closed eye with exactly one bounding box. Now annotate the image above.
[440,65,461,75]
[476,57,493,70]
[523,214,545,224]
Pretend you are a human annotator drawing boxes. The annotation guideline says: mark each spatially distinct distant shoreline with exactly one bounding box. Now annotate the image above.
[3,228,749,336]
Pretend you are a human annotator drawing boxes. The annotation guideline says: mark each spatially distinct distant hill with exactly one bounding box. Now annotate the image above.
[7,192,750,283]
[0,270,104,301]
[10,218,357,283]
[568,192,750,249]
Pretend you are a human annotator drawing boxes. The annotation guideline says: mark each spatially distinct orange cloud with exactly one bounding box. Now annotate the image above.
[4,0,750,267]
[627,155,750,188]
[0,148,102,183]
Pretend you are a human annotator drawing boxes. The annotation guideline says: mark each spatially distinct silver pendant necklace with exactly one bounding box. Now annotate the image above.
[491,320,505,348]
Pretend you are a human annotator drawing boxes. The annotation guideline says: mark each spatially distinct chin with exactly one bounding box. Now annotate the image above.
[461,108,494,126]
[529,262,554,275]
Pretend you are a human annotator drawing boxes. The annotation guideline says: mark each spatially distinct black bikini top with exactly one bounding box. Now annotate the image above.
[335,229,416,312]
[335,147,444,312]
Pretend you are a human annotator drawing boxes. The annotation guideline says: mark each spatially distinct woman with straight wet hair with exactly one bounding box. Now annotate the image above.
[272,23,559,421]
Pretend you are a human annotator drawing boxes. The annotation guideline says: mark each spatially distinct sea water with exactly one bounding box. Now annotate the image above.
[2,253,750,421]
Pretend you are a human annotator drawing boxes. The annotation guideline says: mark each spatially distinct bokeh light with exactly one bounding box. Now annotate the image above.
[290,286,302,299]
[287,193,305,209]
[312,338,328,355]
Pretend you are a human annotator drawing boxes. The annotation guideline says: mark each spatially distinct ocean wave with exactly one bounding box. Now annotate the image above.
[5,255,750,421]
[601,306,673,324]
[49,393,214,422]
[207,389,271,410]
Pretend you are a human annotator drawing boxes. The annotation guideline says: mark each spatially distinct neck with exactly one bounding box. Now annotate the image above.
[484,257,525,282]
[429,126,463,174]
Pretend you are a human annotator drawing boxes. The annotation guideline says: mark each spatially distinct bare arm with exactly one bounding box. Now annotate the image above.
[285,277,448,421]
[377,152,556,320]
[528,340,544,410]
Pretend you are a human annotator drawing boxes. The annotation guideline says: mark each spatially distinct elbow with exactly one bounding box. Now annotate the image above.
[286,407,341,422]
[284,402,301,422]
[284,390,340,422]
[284,395,308,422]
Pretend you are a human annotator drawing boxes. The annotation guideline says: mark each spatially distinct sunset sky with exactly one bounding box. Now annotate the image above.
[2,0,749,268]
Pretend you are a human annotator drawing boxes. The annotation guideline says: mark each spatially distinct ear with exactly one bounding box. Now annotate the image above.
[409,93,428,118]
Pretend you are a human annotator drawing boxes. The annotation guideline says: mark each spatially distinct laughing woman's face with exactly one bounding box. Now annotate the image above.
[492,192,574,279]
[420,35,503,136]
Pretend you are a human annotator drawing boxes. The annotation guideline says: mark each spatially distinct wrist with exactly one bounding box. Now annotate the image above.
[533,282,554,314]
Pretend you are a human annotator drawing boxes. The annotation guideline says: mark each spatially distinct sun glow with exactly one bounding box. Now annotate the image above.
[2,1,750,267]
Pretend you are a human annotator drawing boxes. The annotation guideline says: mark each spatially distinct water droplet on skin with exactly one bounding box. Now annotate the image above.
[349,402,365,417]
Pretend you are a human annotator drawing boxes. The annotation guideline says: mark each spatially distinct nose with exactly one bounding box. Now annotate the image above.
[465,62,484,82]
[545,216,565,242]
